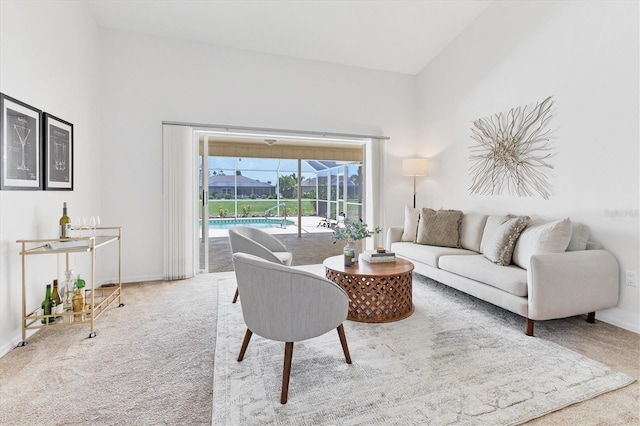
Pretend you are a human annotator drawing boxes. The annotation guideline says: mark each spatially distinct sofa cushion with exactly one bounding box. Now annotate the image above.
[567,223,590,251]
[512,217,572,270]
[460,214,488,252]
[482,215,529,266]
[416,208,463,248]
[439,254,529,297]
[391,242,476,268]
[400,205,420,242]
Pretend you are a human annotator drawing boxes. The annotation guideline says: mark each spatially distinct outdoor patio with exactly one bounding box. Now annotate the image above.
[202,216,345,272]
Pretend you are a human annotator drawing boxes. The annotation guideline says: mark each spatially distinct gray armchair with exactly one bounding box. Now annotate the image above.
[228,226,293,303]
[232,252,352,404]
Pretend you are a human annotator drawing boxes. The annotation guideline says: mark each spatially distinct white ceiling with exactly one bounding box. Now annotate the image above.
[86,0,491,75]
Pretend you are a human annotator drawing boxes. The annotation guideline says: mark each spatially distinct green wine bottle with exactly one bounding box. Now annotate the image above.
[41,284,53,324]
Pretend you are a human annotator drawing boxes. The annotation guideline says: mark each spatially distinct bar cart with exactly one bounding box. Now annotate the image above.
[16,226,123,345]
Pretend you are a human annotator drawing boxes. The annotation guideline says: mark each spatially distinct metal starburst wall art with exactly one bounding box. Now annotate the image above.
[468,96,555,199]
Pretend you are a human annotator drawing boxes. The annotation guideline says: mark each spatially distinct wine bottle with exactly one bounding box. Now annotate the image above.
[59,202,70,239]
[72,289,85,321]
[41,284,53,324]
[51,279,62,316]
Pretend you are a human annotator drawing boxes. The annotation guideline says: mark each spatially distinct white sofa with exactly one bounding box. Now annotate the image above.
[386,210,619,336]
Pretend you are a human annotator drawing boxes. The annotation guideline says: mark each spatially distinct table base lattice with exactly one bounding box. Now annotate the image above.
[326,269,413,323]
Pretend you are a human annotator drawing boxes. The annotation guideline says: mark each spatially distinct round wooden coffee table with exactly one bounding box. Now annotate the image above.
[323,255,414,323]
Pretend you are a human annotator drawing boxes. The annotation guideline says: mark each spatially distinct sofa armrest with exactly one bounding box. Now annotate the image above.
[386,226,404,251]
[527,250,619,320]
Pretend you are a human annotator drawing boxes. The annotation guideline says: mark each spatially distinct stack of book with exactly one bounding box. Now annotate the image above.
[361,250,396,263]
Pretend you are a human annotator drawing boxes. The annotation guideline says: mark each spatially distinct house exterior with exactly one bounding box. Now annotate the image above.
[208,175,275,198]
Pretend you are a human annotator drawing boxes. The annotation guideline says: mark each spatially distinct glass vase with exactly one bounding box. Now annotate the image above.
[344,241,359,264]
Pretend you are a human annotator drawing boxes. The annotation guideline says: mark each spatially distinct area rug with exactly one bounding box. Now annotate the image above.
[213,265,635,425]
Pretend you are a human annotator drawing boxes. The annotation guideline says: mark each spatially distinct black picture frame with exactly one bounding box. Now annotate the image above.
[43,113,73,190]
[0,93,42,190]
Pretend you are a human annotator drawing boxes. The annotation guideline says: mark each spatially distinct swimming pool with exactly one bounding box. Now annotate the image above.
[207,218,295,230]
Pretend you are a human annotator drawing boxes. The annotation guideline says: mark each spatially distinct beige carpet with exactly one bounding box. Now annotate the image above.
[0,268,638,425]
[214,266,636,425]
[0,276,217,425]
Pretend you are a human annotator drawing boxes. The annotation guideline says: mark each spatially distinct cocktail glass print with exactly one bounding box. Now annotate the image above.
[13,124,31,171]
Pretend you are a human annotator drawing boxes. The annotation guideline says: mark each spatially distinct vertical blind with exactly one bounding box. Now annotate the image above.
[162,124,198,280]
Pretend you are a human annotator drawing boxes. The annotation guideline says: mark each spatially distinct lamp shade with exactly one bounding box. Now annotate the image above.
[402,158,428,176]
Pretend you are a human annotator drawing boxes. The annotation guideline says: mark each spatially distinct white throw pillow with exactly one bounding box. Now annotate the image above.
[400,205,420,242]
[567,223,590,251]
[482,215,529,266]
[460,214,489,252]
[512,218,573,270]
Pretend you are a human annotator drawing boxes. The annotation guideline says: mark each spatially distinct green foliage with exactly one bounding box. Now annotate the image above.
[333,219,382,242]
[219,208,228,218]
[278,173,297,198]
[241,205,251,217]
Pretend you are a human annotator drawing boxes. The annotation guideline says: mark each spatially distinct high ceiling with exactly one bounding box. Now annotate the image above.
[86,0,491,75]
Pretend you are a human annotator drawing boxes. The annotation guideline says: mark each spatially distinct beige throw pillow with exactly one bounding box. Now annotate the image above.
[512,217,572,270]
[482,215,529,266]
[401,205,420,242]
[416,208,463,248]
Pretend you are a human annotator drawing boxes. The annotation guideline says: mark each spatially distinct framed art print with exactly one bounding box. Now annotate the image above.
[43,113,73,190]
[0,93,42,190]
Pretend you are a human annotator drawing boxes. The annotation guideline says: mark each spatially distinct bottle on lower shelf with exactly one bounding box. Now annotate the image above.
[41,284,55,324]
[72,288,85,321]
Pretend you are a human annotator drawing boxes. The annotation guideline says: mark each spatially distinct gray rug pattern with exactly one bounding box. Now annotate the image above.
[213,266,635,425]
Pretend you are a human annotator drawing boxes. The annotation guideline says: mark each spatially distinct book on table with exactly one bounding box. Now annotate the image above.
[361,250,396,263]
[363,250,395,257]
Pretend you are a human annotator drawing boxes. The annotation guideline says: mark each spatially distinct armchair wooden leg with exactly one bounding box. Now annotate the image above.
[281,342,294,404]
[336,324,352,364]
[238,329,253,362]
[587,312,596,323]
[232,288,239,303]
[526,319,534,336]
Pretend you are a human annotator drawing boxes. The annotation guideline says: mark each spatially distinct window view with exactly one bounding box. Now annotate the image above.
[200,157,363,228]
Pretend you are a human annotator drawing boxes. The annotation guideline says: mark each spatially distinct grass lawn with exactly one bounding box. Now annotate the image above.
[203,198,363,218]
[206,199,316,217]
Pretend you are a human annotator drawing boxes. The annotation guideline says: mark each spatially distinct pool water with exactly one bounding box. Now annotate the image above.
[207,218,294,230]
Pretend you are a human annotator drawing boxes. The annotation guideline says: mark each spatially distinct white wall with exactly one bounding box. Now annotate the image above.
[0,1,103,355]
[0,7,418,353]
[98,30,419,284]
[416,1,639,332]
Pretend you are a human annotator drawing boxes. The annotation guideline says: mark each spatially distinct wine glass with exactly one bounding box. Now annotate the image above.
[89,216,97,236]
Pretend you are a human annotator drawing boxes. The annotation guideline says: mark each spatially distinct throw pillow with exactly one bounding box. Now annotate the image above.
[400,205,420,242]
[416,208,463,248]
[480,215,510,253]
[482,215,529,266]
[460,214,489,252]
[567,223,590,251]
[512,217,572,269]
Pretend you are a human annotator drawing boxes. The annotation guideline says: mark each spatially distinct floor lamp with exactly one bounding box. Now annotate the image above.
[402,158,428,208]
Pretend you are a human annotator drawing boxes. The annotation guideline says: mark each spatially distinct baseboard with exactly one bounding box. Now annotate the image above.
[1,328,39,358]
[597,307,640,334]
